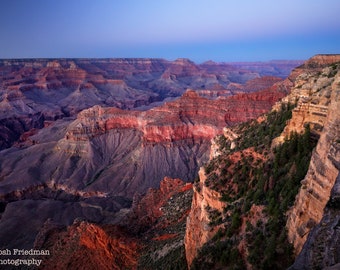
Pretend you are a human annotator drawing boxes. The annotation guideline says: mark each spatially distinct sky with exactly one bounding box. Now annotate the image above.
[0,0,339,62]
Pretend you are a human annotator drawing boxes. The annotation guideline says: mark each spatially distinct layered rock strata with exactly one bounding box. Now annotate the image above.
[184,55,340,268]
[0,58,301,149]
[286,65,340,256]
[65,88,282,144]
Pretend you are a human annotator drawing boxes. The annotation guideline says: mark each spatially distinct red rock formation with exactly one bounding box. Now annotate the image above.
[35,221,139,270]
[184,55,340,268]
[129,177,192,229]
[65,86,285,144]
[0,58,301,149]
[184,167,225,267]
[32,177,193,269]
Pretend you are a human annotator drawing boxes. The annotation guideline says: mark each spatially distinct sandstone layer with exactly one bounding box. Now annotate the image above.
[0,58,301,149]
[286,64,340,256]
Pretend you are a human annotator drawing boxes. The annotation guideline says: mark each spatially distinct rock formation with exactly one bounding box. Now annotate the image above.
[32,177,193,269]
[35,221,139,270]
[0,58,300,149]
[184,167,225,267]
[286,62,340,258]
[0,57,305,268]
[184,55,340,269]
[289,104,340,269]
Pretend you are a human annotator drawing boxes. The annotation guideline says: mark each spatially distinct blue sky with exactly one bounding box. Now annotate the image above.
[0,0,339,62]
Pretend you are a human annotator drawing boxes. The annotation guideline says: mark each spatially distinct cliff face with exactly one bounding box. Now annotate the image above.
[65,88,283,143]
[0,85,284,200]
[302,54,340,68]
[273,57,340,144]
[286,64,340,256]
[184,55,340,269]
[184,167,225,267]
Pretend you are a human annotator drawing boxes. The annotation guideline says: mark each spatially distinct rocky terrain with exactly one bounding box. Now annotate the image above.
[31,177,192,270]
[0,58,301,149]
[0,57,307,269]
[287,58,340,269]
[184,54,340,269]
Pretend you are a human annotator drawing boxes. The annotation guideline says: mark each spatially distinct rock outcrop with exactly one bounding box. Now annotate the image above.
[31,177,193,269]
[184,167,225,267]
[127,176,192,231]
[124,177,193,269]
[35,221,139,270]
[302,54,340,69]
[286,63,340,257]
[273,57,340,144]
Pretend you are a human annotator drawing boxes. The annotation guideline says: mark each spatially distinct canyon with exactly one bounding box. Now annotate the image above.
[0,58,300,150]
[0,58,291,259]
[2,55,340,269]
[184,54,340,269]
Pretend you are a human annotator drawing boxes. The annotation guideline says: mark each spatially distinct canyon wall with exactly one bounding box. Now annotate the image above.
[184,167,225,266]
[286,64,340,256]
[289,74,340,269]
[0,58,300,149]
[184,55,340,268]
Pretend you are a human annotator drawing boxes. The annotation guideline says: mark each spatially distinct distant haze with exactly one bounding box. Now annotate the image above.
[0,0,339,62]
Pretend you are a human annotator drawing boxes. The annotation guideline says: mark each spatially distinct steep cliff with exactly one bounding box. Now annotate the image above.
[184,167,225,266]
[285,62,340,257]
[184,55,340,269]
[289,82,340,269]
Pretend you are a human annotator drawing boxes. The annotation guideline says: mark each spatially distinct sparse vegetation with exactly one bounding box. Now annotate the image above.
[191,103,318,269]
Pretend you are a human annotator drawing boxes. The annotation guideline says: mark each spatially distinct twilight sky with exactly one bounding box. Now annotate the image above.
[0,0,339,62]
